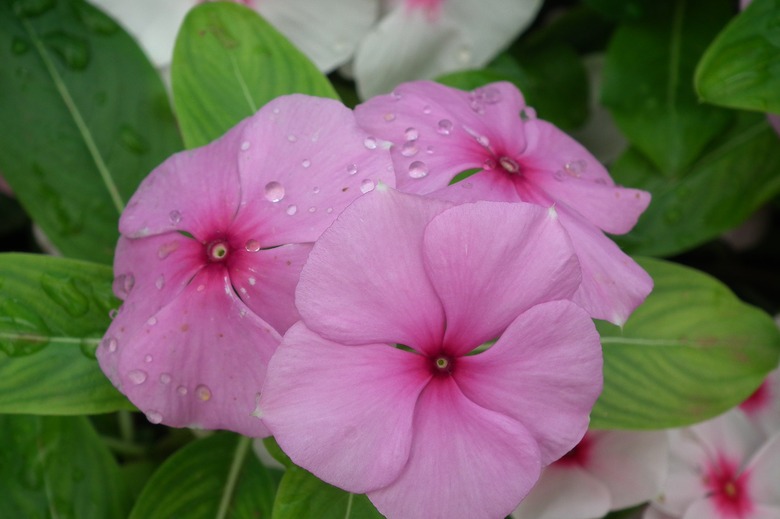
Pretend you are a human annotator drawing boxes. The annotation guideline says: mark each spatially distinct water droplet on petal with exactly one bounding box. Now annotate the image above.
[301,159,311,168]
[159,373,171,384]
[157,241,179,259]
[146,410,163,424]
[520,107,537,121]
[408,161,429,179]
[168,210,182,224]
[155,275,165,290]
[115,273,135,297]
[360,179,375,193]
[391,91,402,100]
[108,309,119,320]
[564,160,587,177]
[422,105,432,114]
[287,134,297,142]
[347,163,358,175]
[264,181,285,202]
[272,107,280,115]
[286,205,298,216]
[404,127,419,141]
[240,140,251,151]
[245,239,261,252]
[326,207,333,214]
[248,276,256,286]
[308,206,317,213]
[103,337,118,352]
[426,146,435,154]
[554,170,566,181]
[128,370,147,385]
[144,354,152,363]
[477,135,490,148]
[437,119,453,135]
[177,386,188,396]
[476,86,502,104]
[483,158,496,170]
[196,384,212,401]
[196,284,205,292]
[363,137,377,150]
[401,141,419,157]
[312,186,320,194]
[383,112,396,122]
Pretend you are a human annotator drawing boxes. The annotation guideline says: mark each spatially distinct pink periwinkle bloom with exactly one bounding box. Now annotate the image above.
[739,366,780,440]
[355,80,653,326]
[645,410,780,519]
[97,95,394,435]
[512,430,668,519]
[259,187,603,519]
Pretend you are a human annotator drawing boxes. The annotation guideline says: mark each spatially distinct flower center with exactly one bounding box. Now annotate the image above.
[206,239,230,263]
[499,156,521,174]
[704,456,753,518]
[431,354,455,376]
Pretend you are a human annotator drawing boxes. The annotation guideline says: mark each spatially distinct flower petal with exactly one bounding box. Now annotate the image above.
[746,432,780,505]
[556,208,653,326]
[119,118,248,240]
[98,267,279,437]
[511,465,611,519]
[355,80,527,194]
[235,95,395,246]
[422,201,580,352]
[259,322,430,493]
[682,500,780,519]
[456,300,603,464]
[228,243,312,334]
[257,0,378,72]
[296,187,451,353]
[368,378,542,519]
[587,430,669,510]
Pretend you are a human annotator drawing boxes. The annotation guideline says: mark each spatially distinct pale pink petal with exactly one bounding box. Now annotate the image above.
[228,243,311,334]
[296,187,451,353]
[256,0,378,72]
[643,505,679,519]
[556,207,653,326]
[688,410,765,469]
[368,378,542,519]
[259,323,430,493]
[430,169,526,204]
[119,118,248,240]
[511,465,611,519]
[683,500,780,519]
[355,80,527,194]
[99,268,279,437]
[740,367,780,438]
[235,95,395,246]
[746,432,780,505]
[422,201,580,352]
[587,430,669,510]
[456,300,603,464]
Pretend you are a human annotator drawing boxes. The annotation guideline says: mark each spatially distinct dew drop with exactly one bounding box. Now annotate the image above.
[103,337,117,353]
[404,127,419,141]
[157,241,179,259]
[401,141,419,157]
[245,239,261,252]
[272,107,280,115]
[177,386,188,396]
[422,105,432,114]
[196,284,206,292]
[476,86,502,104]
[360,179,375,193]
[286,204,298,216]
[264,181,285,202]
[363,137,377,150]
[114,273,135,297]
[240,140,251,151]
[147,316,157,326]
[155,275,165,290]
[159,373,171,384]
[301,159,311,168]
[564,160,587,177]
[326,207,334,214]
[476,135,490,147]
[308,206,317,213]
[426,145,435,154]
[437,119,453,135]
[128,370,147,385]
[287,134,297,142]
[312,186,320,194]
[383,113,396,122]
[168,210,182,224]
[144,354,152,363]
[43,31,90,70]
[108,309,119,320]
[520,107,537,121]
[408,161,429,179]
[146,410,163,424]
[347,163,358,175]
[553,170,566,181]
[391,91,402,100]
[483,158,496,170]
[248,276,256,286]
[196,384,212,401]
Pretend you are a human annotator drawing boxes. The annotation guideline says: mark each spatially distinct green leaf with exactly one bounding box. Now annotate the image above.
[172,2,339,149]
[696,0,780,113]
[0,414,129,519]
[591,257,780,429]
[0,253,132,414]
[273,464,383,519]
[130,434,281,519]
[0,0,182,263]
[602,0,734,175]
[611,111,780,257]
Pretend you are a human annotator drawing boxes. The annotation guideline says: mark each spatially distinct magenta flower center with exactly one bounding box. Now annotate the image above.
[206,239,230,263]
[704,456,753,518]
[431,354,455,376]
[739,381,770,415]
[499,156,521,175]
[555,433,592,468]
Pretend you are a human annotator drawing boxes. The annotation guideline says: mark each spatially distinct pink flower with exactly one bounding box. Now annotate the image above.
[355,80,653,325]
[645,410,780,519]
[512,430,668,519]
[259,187,603,519]
[739,366,780,439]
[97,95,394,435]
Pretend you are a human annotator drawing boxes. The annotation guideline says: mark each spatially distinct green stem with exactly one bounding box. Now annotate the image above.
[101,436,146,457]
[118,410,135,444]
[216,435,251,519]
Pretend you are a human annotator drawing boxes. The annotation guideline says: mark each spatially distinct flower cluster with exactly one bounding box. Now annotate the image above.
[99,81,652,518]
